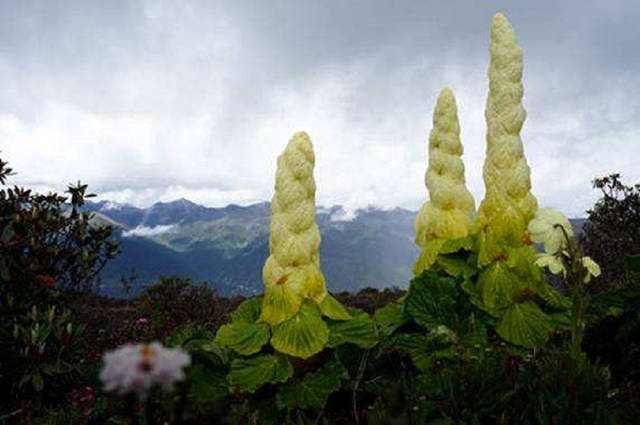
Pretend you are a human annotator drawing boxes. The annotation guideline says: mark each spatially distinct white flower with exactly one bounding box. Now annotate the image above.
[581,256,601,283]
[100,342,190,400]
[534,253,566,276]
[527,208,573,254]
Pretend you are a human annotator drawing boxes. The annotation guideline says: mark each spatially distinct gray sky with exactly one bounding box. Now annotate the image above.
[1,0,639,217]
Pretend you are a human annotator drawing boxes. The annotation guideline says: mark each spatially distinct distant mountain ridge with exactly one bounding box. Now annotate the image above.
[86,200,418,297]
[86,199,584,298]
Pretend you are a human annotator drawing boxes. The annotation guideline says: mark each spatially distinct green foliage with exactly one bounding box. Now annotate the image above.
[214,297,271,355]
[228,354,293,393]
[326,309,378,348]
[188,352,231,406]
[373,300,408,337]
[215,321,270,356]
[405,271,459,329]
[135,277,223,329]
[0,157,119,296]
[495,301,550,347]
[0,305,87,405]
[276,359,348,410]
[232,296,264,323]
[270,301,330,359]
[581,174,640,286]
[318,294,352,320]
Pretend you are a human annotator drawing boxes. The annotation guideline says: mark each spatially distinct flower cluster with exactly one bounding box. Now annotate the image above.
[100,342,190,400]
[527,208,601,283]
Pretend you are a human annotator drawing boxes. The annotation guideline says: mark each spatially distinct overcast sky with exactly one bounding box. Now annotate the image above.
[1,0,639,217]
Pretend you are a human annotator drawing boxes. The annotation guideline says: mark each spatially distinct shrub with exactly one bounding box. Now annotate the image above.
[134,277,234,335]
[580,174,640,287]
[0,156,119,301]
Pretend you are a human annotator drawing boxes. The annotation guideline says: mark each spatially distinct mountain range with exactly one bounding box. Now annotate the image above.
[86,200,419,297]
[86,199,585,298]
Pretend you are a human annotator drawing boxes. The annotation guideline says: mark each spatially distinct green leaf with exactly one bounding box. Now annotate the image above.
[188,363,229,405]
[461,277,483,310]
[590,287,640,311]
[232,297,263,323]
[459,320,489,349]
[394,333,455,370]
[276,360,348,410]
[413,239,446,275]
[440,235,475,254]
[327,310,378,348]
[374,301,408,337]
[166,324,211,348]
[476,263,521,316]
[549,312,572,331]
[198,342,233,365]
[436,256,477,278]
[506,246,542,280]
[496,301,550,348]
[214,322,270,356]
[405,271,458,329]
[270,301,329,359]
[228,354,293,393]
[318,294,351,320]
[533,280,571,310]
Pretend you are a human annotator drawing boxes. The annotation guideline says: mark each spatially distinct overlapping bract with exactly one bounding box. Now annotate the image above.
[412,13,568,348]
[260,131,328,325]
[475,13,537,266]
[414,88,475,275]
[259,132,350,358]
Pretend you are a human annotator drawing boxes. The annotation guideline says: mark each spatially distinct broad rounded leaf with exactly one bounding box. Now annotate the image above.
[405,271,458,329]
[395,333,455,371]
[276,360,348,410]
[318,294,351,320]
[232,296,263,323]
[260,284,303,326]
[436,255,477,278]
[374,301,409,337]
[215,322,270,356]
[228,354,293,393]
[477,263,521,316]
[412,238,446,276]
[188,363,229,405]
[327,310,378,348]
[496,301,550,348]
[440,235,475,254]
[270,301,329,359]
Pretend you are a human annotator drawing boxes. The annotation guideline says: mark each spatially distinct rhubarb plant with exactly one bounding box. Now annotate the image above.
[408,13,573,349]
[212,132,378,411]
[413,87,475,276]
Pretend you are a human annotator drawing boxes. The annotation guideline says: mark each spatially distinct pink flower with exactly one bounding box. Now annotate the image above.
[99,342,190,400]
[135,317,149,325]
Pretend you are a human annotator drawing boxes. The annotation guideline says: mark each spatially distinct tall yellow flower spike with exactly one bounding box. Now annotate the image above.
[475,13,537,265]
[260,131,349,358]
[413,88,475,275]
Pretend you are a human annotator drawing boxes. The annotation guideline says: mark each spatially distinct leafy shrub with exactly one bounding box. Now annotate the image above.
[580,174,640,287]
[0,305,88,415]
[134,277,238,336]
[0,156,119,301]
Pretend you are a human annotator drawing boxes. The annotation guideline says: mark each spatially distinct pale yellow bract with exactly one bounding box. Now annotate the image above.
[413,88,475,274]
[260,131,327,326]
[475,13,538,265]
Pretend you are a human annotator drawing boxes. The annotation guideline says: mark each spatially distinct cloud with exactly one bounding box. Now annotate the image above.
[1,1,640,218]
[123,224,175,238]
